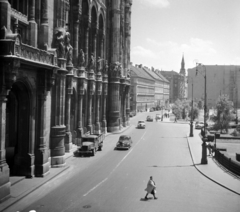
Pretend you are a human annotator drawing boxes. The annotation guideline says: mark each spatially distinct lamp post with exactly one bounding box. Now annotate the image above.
[196,63,208,164]
[189,78,194,137]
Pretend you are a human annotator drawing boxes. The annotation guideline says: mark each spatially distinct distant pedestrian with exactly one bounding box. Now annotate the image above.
[144,176,157,200]
[174,117,177,122]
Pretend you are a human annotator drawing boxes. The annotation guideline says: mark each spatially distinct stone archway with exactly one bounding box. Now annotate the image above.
[5,81,32,176]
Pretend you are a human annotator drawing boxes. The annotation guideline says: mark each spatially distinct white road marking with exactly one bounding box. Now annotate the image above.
[83,177,108,197]
[83,131,147,197]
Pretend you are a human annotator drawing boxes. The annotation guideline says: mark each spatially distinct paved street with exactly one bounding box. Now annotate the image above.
[4,112,240,212]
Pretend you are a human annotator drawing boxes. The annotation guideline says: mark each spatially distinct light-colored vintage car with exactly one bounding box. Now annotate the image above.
[137,120,146,129]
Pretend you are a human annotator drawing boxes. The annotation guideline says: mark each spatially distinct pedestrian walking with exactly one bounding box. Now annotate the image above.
[144,176,157,200]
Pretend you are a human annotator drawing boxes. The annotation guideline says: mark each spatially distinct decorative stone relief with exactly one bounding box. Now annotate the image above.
[55,28,66,59]
[78,49,85,67]
[65,32,73,67]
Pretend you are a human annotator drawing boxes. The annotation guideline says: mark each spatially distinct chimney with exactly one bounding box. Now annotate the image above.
[139,64,142,68]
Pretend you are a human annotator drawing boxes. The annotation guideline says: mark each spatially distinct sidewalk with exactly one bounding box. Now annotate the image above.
[0,126,130,212]
[187,128,240,195]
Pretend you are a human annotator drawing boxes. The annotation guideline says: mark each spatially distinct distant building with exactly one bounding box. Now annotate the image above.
[187,65,240,109]
[130,64,155,112]
[161,70,183,103]
[154,69,170,108]
[142,67,167,108]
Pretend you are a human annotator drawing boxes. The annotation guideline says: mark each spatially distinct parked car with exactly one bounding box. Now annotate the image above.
[150,108,154,112]
[137,120,146,129]
[146,115,154,122]
[116,135,133,150]
[129,111,136,117]
[155,114,161,121]
[195,121,204,129]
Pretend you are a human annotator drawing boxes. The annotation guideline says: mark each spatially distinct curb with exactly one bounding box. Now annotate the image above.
[186,134,240,196]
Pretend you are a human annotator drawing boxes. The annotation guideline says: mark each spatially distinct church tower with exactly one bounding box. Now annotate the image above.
[179,54,187,100]
[180,54,186,75]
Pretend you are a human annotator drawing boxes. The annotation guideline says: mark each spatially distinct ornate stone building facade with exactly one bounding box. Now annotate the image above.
[0,0,132,201]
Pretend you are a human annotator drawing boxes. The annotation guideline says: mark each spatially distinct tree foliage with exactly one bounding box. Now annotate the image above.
[188,102,199,120]
[172,99,197,120]
[211,95,234,133]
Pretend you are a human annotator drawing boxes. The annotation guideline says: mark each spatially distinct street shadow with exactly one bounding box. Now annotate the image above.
[140,197,153,201]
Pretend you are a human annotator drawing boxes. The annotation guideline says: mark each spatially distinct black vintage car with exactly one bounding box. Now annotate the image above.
[116,135,133,150]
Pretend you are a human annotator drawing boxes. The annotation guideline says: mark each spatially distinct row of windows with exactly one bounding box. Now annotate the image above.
[138,78,154,86]
[137,86,154,94]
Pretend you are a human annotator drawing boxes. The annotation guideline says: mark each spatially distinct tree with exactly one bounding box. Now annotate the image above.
[198,100,203,110]
[211,94,234,133]
[172,99,190,120]
[188,102,199,120]
[172,99,182,119]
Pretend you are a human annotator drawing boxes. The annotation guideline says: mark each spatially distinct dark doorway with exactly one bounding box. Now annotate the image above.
[5,81,30,176]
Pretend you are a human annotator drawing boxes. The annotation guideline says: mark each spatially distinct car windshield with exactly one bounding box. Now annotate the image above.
[138,121,144,123]
[119,135,129,140]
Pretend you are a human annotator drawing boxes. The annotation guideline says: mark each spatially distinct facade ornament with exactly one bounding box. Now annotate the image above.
[65,31,73,67]
[88,53,95,70]
[55,28,66,58]
[127,69,131,78]
[103,60,109,75]
[78,49,85,67]
[97,56,103,73]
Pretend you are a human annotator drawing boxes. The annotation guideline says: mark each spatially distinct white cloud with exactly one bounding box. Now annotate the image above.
[139,0,170,8]
[131,38,220,71]
[131,46,158,59]
[147,38,216,56]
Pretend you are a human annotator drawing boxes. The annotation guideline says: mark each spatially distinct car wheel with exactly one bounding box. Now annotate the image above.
[92,149,95,156]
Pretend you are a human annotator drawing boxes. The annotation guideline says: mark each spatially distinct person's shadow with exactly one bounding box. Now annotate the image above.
[140,197,153,201]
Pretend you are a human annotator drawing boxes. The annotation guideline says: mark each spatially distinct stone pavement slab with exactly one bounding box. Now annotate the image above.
[187,129,240,195]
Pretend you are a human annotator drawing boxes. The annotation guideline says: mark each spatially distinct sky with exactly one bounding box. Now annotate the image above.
[130,0,240,72]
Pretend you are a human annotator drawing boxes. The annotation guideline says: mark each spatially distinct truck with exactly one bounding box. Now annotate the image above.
[74,133,105,157]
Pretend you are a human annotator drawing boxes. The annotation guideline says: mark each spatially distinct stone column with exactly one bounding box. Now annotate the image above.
[84,20,90,66]
[72,2,81,66]
[29,0,37,47]
[101,61,108,134]
[77,66,86,144]
[108,0,121,132]
[125,84,130,126]
[111,0,121,63]
[39,0,48,49]
[65,70,73,152]
[0,0,11,31]
[125,0,132,77]
[0,58,19,201]
[87,68,95,133]
[0,93,10,201]
[95,70,102,134]
[35,73,50,177]
[121,79,126,127]
[50,59,67,168]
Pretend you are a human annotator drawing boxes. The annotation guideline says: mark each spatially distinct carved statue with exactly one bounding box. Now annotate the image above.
[97,57,102,72]
[127,69,131,78]
[103,60,109,75]
[88,53,95,69]
[65,32,73,66]
[55,28,65,58]
[78,49,85,67]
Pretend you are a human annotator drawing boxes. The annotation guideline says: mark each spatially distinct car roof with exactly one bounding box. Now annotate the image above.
[119,135,130,139]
